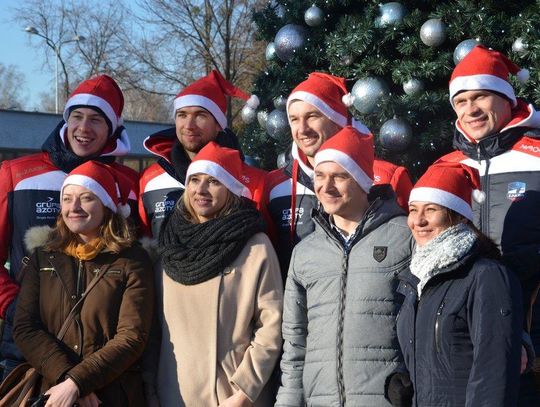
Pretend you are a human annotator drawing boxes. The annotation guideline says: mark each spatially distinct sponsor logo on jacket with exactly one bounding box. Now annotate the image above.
[155,196,176,214]
[507,181,526,201]
[35,197,60,214]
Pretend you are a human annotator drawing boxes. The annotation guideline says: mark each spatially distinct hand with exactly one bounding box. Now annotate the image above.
[218,389,253,407]
[44,378,79,407]
[386,372,413,407]
[521,345,527,374]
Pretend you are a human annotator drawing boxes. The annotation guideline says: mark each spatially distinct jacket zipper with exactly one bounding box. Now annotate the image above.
[435,301,445,353]
[336,249,349,406]
[477,143,491,237]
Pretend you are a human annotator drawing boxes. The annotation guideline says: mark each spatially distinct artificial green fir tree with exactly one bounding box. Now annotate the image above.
[239,0,540,178]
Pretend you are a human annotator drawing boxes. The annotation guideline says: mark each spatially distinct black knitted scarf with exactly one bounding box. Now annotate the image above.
[158,202,265,285]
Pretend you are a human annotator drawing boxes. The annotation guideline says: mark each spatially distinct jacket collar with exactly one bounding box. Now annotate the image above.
[312,184,404,247]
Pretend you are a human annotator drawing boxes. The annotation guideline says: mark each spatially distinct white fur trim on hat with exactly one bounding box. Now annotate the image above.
[174,94,227,129]
[449,74,517,107]
[64,93,119,131]
[409,186,473,221]
[186,160,251,199]
[287,90,348,128]
[314,148,373,193]
[62,174,117,214]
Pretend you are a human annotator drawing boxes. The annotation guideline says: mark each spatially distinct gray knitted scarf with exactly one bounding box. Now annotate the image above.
[410,223,477,297]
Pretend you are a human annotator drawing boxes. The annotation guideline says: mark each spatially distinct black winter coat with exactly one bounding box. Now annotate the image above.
[396,245,523,407]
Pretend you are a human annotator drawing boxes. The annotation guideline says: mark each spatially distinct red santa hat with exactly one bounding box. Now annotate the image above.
[287,72,370,134]
[186,142,251,199]
[63,74,124,133]
[62,161,132,218]
[409,161,484,221]
[174,70,259,129]
[449,45,529,108]
[314,126,374,193]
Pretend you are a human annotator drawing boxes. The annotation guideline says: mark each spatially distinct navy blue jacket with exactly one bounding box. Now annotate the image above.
[396,246,522,406]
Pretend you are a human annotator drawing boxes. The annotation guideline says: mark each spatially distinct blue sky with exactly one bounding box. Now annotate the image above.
[0,0,52,110]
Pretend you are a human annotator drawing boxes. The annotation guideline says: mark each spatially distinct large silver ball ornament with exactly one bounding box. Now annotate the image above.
[257,110,269,129]
[273,95,287,110]
[351,77,389,114]
[403,78,425,96]
[379,117,412,152]
[304,5,324,27]
[277,152,287,168]
[453,39,480,65]
[265,42,277,61]
[274,24,308,62]
[512,37,528,54]
[420,19,446,47]
[266,109,290,140]
[378,2,408,27]
[241,106,257,124]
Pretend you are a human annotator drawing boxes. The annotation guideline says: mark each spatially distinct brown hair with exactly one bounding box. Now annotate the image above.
[179,186,245,224]
[44,208,135,253]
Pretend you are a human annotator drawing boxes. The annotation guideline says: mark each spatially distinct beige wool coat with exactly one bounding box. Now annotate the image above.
[156,232,283,407]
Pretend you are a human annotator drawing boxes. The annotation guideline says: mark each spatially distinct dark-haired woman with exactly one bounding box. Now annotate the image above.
[387,161,523,407]
[154,142,283,407]
[13,161,154,407]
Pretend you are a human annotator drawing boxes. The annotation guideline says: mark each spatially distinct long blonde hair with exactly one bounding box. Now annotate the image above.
[44,207,135,253]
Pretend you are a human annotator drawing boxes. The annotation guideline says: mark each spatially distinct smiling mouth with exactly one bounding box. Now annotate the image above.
[73,135,94,144]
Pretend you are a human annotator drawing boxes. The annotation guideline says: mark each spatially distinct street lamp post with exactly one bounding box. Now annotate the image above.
[25,26,85,114]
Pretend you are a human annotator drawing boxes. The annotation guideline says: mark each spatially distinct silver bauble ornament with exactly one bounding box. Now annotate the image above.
[341,55,354,66]
[273,95,287,110]
[277,152,287,168]
[420,19,446,47]
[241,106,257,124]
[403,78,425,96]
[351,77,389,114]
[266,109,289,140]
[304,5,324,27]
[265,42,277,61]
[453,39,480,65]
[379,118,412,152]
[378,2,408,27]
[257,110,269,129]
[512,37,528,54]
[274,24,308,62]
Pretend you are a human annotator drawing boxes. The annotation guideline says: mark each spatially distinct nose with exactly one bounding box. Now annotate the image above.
[78,116,91,132]
[185,114,197,129]
[463,100,481,115]
[410,211,427,226]
[195,180,209,194]
[65,198,83,212]
[296,118,310,135]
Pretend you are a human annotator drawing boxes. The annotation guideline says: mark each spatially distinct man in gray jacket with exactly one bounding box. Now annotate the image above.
[276,126,413,406]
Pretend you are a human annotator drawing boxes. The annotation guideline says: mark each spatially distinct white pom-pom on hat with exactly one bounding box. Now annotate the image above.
[516,68,530,83]
[117,203,131,218]
[246,94,260,109]
[472,189,486,204]
[342,93,355,107]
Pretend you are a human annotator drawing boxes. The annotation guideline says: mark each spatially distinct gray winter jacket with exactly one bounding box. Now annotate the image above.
[276,187,413,407]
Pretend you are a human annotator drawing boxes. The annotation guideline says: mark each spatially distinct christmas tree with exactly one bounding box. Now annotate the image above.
[239,0,540,178]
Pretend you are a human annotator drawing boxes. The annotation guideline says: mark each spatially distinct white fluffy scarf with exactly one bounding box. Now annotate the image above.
[410,223,477,297]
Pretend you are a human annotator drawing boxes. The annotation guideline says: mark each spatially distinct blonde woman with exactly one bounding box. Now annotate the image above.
[154,142,283,407]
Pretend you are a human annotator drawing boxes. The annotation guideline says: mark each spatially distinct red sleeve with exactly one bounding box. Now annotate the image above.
[0,161,21,319]
[138,170,152,238]
[390,166,413,213]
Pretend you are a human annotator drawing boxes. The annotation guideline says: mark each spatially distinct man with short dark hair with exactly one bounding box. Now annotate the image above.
[0,74,139,378]
[276,126,413,406]
[438,45,540,404]
[264,72,413,277]
[139,70,266,237]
